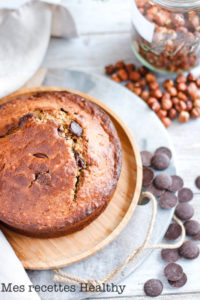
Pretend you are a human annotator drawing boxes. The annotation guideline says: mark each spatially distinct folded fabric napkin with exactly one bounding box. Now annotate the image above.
[0,1,76,299]
[0,0,77,98]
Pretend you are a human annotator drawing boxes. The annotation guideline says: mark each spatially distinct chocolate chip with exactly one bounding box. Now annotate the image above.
[151,153,170,170]
[154,173,172,190]
[178,188,193,202]
[144,279,163,297]
[69,121,83,137]
[184,220,200,236]
[164,263,183,281]
[141,151,153,167]
[192,231,200,241]
[168,175,184,192]
[168,273,187,288]
[143,167,154,187]
[195,176,200,189]
[179,240,199,259]
[18,113,34,129]
[165,223,182,240]
[146,182,165,197]
[161,248,180,263]
[155,146,172,159]
[159,192,178,209]
[175,203,194,220]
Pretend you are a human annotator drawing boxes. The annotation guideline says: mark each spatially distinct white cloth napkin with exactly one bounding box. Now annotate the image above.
[0,1,76,299]
[0,0,77,98]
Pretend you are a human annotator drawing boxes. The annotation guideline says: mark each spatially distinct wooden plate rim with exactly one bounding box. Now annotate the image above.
[1,86,142,270]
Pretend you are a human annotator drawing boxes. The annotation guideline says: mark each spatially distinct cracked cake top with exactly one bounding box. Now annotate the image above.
[0,90,122,238]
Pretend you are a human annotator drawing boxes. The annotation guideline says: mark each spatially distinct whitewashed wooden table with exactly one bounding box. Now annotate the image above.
[40,0,200,298]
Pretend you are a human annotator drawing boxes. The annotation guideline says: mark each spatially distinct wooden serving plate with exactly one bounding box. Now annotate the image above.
[0,87,142,270]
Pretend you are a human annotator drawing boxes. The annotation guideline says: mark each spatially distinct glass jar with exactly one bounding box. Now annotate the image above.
[131,0,200,73]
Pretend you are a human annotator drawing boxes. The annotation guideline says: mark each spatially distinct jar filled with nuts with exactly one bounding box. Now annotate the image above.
[131,0,200,73]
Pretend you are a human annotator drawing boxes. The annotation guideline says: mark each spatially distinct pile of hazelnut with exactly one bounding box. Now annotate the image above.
[105,61,200,127]
[133,0,200,72]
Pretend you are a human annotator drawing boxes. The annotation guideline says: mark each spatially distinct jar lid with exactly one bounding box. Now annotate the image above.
[155,0,200,9]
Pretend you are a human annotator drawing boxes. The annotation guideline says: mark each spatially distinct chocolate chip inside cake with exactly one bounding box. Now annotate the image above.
[0,91,122,238]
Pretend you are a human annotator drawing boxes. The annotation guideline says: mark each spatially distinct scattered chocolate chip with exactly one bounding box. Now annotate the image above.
[168,175,184,192]
[159,192,178,209]
[144,279,163,297]
[18,113,34,129]
[161,248,180,263]
[154,173,172,190]
[164,263,183,281]
[168,273,187,288]
[141,151,153,167]
[184,220,200,236]
[195,176,200,189]
[164,223,182,240]
[178,188,193,202]
[175,203,194,220]
[143,167,154,187]
[179,241,199,259]
[192,231,200,240]
[151,153,170,170]
[155,147,172,159]
[146,182,165,197]
[69,121,83,137]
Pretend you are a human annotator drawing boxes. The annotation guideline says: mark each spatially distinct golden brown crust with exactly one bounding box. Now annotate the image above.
[0,91,122,238]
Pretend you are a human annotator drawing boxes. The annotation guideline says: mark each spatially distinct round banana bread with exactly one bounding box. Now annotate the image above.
[0,90,122,238]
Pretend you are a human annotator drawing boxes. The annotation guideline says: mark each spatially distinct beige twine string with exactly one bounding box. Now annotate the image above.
[53,192,185,286]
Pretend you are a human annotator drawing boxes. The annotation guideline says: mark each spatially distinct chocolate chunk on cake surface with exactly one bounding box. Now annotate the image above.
[0,91,122,238]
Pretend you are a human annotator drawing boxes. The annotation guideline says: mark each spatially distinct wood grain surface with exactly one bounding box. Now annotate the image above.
[0,86,142,270]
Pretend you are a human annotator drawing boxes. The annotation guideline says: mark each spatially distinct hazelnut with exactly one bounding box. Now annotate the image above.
[138,66,149,76]
[149,81,159,90]
[141,90,149,102]
[172,97,179,105]
[172,13,185,27]
[196,78,200,87]
[169,108,177,119]
[151,89,162,99]
[147,97,157,106]
[132,87,142,96]
[162,98,173,110]
[178,111,190,123]
[187,82,198,100]
[145,73,156,83]
[105,64,116,75]
[157,109,167,119]
[176,74,187,83]
[191,107,200,118]
[161,117,171,128]
[177,82,187,92]
[115,61,125,69]
[117,69,128,81]
[177,91,188,102]
[163,79,174,89]
[136,79,146,89]
[125,82,135,91]
[194,99,200,108]
[125,63,135,73]
[186,101,193,111]
[168,86,177,97]
[175,100,187,112]
[162,92,171,100]
[110,74,121,83]
[187,73,196,82]
[150,101,161,112]
[129,71,141,82]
